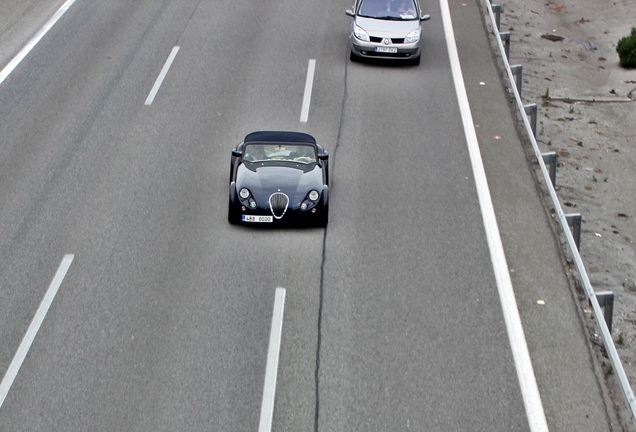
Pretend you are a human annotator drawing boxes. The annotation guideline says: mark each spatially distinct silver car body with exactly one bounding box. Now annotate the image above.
[346,0,431,64]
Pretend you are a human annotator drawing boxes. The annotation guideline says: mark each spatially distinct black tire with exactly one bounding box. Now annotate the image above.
[317,203,329,227]
[228,184,239,224]
[350,51,359,62]
[316,188,329,227]
[228,204,240,224]
[318,213,328,227]
[411,55,421,66]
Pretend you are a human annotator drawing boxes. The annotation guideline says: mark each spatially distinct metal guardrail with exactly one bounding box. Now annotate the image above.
[483,0,636,427]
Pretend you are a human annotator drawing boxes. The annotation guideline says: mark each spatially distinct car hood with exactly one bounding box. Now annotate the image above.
[355,16,420,37]
[236,164,324,204]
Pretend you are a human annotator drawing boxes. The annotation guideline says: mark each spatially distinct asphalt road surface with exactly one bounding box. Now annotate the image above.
[0,0,613,431]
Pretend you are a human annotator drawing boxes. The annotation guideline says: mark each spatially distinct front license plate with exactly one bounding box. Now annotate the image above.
[376,46,398,53]
[242,215,273,223]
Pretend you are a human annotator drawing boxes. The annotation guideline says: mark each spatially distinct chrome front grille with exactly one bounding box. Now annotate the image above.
[269,192,289,219]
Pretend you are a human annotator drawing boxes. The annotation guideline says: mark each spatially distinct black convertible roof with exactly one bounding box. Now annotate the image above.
[244,131,317,145]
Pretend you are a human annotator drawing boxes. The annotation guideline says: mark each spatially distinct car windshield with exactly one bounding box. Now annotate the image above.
[358,0,417,19]
[243,143,317,164]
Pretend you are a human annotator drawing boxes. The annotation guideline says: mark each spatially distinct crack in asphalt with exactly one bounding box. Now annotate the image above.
[314,45,350,432]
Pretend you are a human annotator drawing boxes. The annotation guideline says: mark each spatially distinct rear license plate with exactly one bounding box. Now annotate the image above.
[376,46,398,53]
[242,215,273,223]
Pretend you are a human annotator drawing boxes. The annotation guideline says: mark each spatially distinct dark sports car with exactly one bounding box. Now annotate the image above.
[228,131,329,227]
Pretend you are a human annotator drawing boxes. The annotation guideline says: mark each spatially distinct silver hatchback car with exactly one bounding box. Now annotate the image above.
[346,0,431,65]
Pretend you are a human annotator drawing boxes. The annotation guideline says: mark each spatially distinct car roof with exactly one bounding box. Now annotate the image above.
[244,131,317,146]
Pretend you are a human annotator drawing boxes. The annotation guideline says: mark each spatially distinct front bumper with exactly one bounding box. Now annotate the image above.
[349,38,420,60]
[228,187,329,226]
[232,205,327,227]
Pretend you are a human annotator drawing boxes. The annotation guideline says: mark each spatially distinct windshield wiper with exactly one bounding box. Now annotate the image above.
[372,15,405,20]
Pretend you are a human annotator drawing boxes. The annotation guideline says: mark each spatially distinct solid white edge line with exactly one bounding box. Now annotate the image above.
[0,254,75,410]
[258,287,286,432]
[145,46,180,106]
[300,59,316,123]
[439,1,550,431]
[0,0,78,85]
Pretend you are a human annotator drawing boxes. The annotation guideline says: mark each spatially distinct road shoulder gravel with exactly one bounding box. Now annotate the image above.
[451,0,621,430]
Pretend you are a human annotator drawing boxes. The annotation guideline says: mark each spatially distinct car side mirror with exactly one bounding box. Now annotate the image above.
[345,9,354,17]
[421,14,431,21]
[232,149,242,157]
[318,153,329,161]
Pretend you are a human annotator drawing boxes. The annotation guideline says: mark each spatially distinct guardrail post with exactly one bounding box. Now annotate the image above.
[565,213,582,250]
[491,4,501,32]
[485,1,636,424]
[595,291,615,333]
[510,65,523,96]
[524,103,537,137]
[541,151,557,187]
[500,32,511,60]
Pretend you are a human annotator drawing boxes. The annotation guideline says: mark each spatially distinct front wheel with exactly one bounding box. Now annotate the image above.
[228,184,239,224]
[317,213,328,227]
[316,202,329,227]
[316,188,329,227]
[228,205,239,224]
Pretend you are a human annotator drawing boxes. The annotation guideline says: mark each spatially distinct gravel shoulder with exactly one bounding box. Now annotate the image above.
[499,0,636,428]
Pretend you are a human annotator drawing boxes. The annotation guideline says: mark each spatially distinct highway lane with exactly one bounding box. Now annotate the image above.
[0,0,334,430]
[317,13,529,432]
[0,0,207,406]
[0,0,532,430]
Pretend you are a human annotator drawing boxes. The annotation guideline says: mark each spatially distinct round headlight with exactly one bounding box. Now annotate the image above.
[249,199,257,209]
[239,188,250,199]
[301,203,308,211]
[308,190,319,201]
